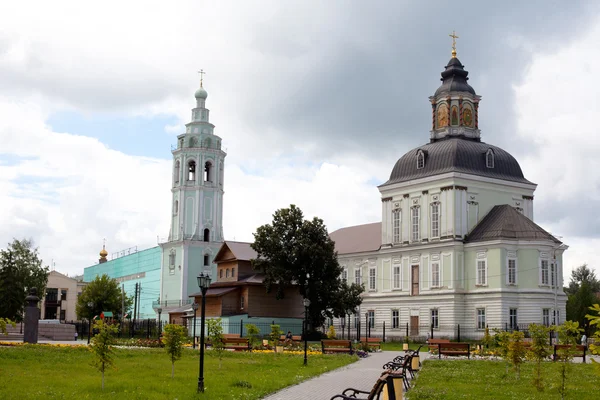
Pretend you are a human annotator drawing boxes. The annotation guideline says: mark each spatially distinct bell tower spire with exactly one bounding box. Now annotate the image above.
[160,74,227,305]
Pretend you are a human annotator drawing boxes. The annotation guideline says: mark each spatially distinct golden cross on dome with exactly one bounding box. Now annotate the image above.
[449,30,459,58]
[198,69,206,87]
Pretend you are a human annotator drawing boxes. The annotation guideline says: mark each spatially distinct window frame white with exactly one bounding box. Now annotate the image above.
[477,308,486,330]
[509,308,518,329]
[392,209,401,243]
[431,262,440,288]
[354,268,362,286]
[430,202,440,238]
[486,149,494,168]
[507,258,517,285]
[392,309,399,329]
[540,259,549,285]
[411,206,420,242]
[476,259,487,286]
[542,308,550,327]
[341,268,348,284]
[417,150,425,169]
[430,309,439,329]
[368,310,375,328]
[368,267,376,291]
[392,264,401,290]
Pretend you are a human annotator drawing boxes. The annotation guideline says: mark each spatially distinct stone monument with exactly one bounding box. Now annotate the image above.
[23,287,40,344]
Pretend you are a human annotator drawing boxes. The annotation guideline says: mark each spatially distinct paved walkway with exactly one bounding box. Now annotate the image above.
[262,351,411,400]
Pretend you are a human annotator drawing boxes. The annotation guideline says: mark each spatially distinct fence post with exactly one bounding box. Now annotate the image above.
[383,321,386,343]
[549,329,553,346]
[431,324,434,340]
[457,324,461,342]
[406,322,409,338]
[505,322,508,331]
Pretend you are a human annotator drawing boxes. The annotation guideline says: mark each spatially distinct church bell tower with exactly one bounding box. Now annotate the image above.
[159,71,226,306]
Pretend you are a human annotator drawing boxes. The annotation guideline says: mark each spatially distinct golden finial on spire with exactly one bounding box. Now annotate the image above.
[197,69,206,88]
[449,30,459,58]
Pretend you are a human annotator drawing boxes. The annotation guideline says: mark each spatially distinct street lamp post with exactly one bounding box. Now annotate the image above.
[192,302,198,349]
[87,301,94,344]
[157,308,162,340]
[197,273,211,393]
[303,298,310,366]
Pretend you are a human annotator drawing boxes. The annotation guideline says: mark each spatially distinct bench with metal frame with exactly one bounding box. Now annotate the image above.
[438,342,470,359]
[553,344,587,363]
[330,372,399,400]
[321,339,352,354]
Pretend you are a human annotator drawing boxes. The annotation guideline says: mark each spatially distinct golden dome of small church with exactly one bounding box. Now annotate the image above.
[330,36,567,339]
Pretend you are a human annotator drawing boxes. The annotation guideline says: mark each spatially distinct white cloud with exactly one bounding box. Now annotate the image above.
[514,17,600,278]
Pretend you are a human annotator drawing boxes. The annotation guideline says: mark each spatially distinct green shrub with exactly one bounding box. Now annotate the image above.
[89,320,118,390]
[327,325,336,339]
[245,323,260,349]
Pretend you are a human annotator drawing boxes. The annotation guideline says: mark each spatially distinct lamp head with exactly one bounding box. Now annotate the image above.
[157,308,162,314]
[197,273,212,290]
[303,298,311,308]
[192,302,198,311]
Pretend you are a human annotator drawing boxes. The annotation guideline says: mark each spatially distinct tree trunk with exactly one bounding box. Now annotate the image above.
[171,362,174,378]
[102,371,105,390]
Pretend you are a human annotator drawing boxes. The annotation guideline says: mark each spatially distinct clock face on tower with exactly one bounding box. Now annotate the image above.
[463,108,473,127]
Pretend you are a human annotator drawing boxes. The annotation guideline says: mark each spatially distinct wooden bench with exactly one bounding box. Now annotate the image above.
[223,333,241,339]
[330,372,400,400]
[222,337,251,351]
[280,335,302,343]
[427,338,450,353]
[360,337,382,350]
[321,339,352,354]
[553,344,587,362]
[438,342,470,359]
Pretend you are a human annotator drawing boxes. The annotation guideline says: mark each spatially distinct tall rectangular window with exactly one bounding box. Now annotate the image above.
[542,309,550,326]
[240,296,244,310]
[477,260,487,285]
[431,203,440,238]
[431,309,439,329]
[553,310,560,325]
[341,269,348,284]
[355,269,361,286]
[392,310,399,329]
[393,265,401,289]
[477,308,486,330]
[431,262,440,288]
[541,259,549,285]
[550,262,556,287]
[411,207,420,242]
[509,308,518,329]
[369,267,376,290]
[368,310,375,328]
[392,209,401,243]
[508,259,517,285]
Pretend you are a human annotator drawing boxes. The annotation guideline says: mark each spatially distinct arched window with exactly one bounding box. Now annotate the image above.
[188,160,196,181]
[203,228,210,242]
[174,200,178,215]
[486,149,494,169]
[203,254,209,266]
[174,161,180,184]
[451,106,459,126]
[204,161,212,182]
[226,269,230,278]
[417,150,425,169]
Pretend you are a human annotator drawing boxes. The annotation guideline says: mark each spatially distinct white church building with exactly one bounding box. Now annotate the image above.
[330,49,568,339]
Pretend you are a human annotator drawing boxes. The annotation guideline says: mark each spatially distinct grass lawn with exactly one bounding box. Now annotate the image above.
[0,345,356,399]
[408,359,599,400]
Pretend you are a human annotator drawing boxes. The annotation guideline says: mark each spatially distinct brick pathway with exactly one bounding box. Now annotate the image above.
[261,351,412,400]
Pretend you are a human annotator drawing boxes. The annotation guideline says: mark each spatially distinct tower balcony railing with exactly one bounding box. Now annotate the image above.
[152,299,193,309]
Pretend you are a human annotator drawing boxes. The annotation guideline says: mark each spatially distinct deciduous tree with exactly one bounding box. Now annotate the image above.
[251,205,363,328]
[89,320,118,390]
[0,239,49,321]
[162,324,187,378]
[76,274,132,320]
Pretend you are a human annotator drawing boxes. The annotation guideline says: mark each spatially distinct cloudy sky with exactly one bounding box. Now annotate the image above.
[1,0,599,279]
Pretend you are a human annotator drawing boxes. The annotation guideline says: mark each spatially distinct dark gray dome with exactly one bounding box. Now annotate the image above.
[434,57,476,96]
[382,138,532,186]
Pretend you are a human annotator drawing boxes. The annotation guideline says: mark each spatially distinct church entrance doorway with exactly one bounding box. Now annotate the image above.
[411,265,419,296]
[410,316,419,336]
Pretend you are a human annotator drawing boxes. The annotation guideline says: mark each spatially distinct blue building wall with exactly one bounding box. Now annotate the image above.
[84,246,161,319]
